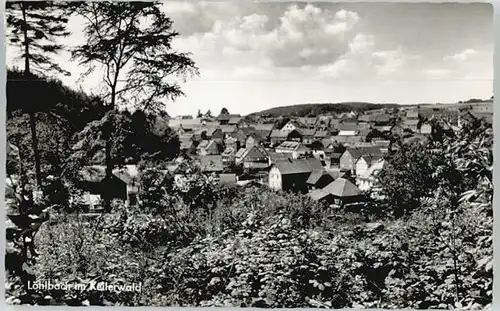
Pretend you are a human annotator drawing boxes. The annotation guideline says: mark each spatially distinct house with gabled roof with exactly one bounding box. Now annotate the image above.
[355,154,386,191]
[401,119,420,132]
[309,177,363,207]
[300,128,316,145]
[281,120,304,132]
[268,158,323,193]
[314,130,330,140]
[220,125,238,136]
[339,146,385,174]
[419,121,432,135]
[197,139,220,156]
[241,145,270,170]
[245,132,265,149]
[374,114,391,126]
[221,147,237,167]
[217,113,241,125]
[306,170,347,191]
[298,117,317,128]
[270,129,289,146]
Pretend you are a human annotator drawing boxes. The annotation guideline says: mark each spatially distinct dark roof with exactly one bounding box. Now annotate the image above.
[306,171,336,185]
[344,146,385,160]
[273,158,323,175]
[306,170,324,185]
[244,146,268,161]
[322,178,361,197]
[336,123,360,131]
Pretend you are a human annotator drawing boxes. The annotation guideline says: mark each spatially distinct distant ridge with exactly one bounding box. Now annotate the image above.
[248,102,401,117]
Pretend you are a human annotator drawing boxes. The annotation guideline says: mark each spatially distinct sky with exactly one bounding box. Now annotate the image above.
[5,1,494,117]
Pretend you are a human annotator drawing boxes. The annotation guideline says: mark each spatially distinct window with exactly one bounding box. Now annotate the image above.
[129,193,138,206]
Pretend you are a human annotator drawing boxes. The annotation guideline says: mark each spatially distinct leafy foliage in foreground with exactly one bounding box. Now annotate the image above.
[7,119,493,308]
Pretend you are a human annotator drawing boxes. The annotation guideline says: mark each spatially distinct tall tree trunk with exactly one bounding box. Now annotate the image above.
[21,3,43,191]
[103,86,116,212]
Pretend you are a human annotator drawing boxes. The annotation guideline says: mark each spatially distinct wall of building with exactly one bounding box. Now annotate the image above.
[268,167,282,190]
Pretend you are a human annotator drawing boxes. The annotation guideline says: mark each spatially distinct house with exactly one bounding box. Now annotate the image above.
[112,165,141,206]
[268,158,323,193]
[205,127,224,142]
[336,123,359,132]
[229,117,249,128]
[197,140,220,156]
[306,171,339,191]
[217,114,241,125]
[374,114,391,126]
[337,130,358,137]
[245,132,264,149]
[221,147,237,167]
[220,125,238,136]
[270,129,289,146]
[199,155,224,173]
[358,114,374,123]
[275,141,311,159]
[168,118,202,131]
[77,165,129,211]
[241,145,270,170]
[339,146,385,174]
[329,152,343,168]
[406,110,419,120]
[300,128,316,145]
[281,120,303,132]
[331,135,364,147]
[373,125,393,134]
[268,151,292,164]
[401,119,419,132]
[298,117,317,128]
[419,121,432,135]
[355,155,386,191]
[251,123,275,142]
[179,134,196,154]
[286,129,303,142]
[314,130,330,141]
[224,136,240,151]
[309,178,363,208]
[316,116,331,129]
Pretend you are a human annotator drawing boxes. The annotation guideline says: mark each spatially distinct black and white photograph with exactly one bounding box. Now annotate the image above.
[4,1,494,308]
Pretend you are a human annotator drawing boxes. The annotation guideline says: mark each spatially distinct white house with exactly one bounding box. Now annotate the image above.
[355,155,386,191]
[281,120,301,132]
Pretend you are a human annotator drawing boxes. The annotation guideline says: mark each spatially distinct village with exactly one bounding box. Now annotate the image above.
[74,100,493,212]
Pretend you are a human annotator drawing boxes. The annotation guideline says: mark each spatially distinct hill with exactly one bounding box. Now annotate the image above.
[248,102,400,117]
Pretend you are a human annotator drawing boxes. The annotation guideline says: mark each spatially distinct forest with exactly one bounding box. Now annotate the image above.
[4,0,493,309]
